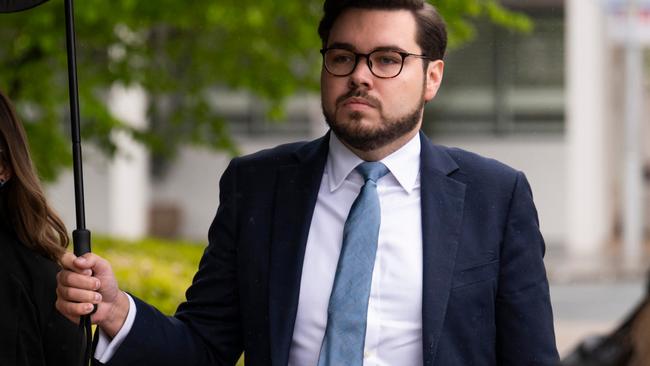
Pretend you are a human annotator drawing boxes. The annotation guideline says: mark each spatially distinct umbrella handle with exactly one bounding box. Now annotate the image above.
[73,229,91,256]
[72,229,95,315]
[72,228,95,366]
[72,229,94,313]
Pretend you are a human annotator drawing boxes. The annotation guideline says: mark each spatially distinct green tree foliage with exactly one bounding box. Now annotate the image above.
[0,0,530,181]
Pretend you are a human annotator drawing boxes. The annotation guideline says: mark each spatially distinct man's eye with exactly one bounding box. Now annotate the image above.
[331,55,353,64]
[376,55,400,65]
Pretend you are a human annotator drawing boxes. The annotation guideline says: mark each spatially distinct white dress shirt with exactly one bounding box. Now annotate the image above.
[289,133,423,366]
[96,133,424,365]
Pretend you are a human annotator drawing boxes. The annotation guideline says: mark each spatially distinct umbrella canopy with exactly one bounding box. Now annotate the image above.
[0,0,49,13]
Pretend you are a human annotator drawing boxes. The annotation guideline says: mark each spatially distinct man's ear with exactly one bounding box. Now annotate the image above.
[424,59,444,102]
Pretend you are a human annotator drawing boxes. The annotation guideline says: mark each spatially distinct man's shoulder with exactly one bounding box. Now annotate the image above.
[430,143,521,182]
[426,143,533,206]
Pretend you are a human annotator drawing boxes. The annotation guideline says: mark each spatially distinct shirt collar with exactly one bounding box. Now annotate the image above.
[326,132,421,194]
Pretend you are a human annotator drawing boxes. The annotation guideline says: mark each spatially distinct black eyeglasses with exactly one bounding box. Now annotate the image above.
[320,48,432,78]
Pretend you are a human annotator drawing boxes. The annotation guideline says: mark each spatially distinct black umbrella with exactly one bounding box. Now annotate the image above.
[1,0,93,364]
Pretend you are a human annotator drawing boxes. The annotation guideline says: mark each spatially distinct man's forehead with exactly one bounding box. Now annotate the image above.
[326,8,420,51]
[327,41,409,53]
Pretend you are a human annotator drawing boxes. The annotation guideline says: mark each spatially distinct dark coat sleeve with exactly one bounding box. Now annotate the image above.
[0,274,44,366]
[0,244,83,366]
[105,160,243,366]
[495,172,559,365]
[430,146,560,365]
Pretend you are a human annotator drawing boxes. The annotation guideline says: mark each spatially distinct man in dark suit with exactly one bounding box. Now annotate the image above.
[57,0,559,364]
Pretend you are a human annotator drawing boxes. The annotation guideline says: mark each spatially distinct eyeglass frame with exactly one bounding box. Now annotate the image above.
[320,47,434,79]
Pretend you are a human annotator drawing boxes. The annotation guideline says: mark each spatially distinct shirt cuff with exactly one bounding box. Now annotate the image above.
[94,293,137,363]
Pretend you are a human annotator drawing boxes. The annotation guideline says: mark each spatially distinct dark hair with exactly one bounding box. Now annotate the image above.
[0,90,69,262]
[318,0,447,61]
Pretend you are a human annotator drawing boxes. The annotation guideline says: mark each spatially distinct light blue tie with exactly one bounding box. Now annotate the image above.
[318,161,390,366]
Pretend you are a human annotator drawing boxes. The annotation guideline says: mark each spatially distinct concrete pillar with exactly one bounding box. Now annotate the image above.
[106,84,149,239]
[566,0,612,255]
[307,93,328,139]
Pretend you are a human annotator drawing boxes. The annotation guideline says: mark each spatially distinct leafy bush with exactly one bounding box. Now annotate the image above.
[93,236,206,315]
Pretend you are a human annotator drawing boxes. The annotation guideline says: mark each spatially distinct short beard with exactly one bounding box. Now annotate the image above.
[323,95,424,152]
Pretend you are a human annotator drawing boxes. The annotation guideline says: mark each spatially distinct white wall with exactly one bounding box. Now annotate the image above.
[45,146,111,236]
[106,85,150,239]
[150,136,305,241]
[46,85,150,240]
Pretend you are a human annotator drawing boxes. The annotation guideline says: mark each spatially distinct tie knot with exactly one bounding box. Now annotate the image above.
[355,162,389,183]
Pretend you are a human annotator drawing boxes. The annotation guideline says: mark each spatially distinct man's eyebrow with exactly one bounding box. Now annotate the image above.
[326,42,356,51]
[373,45,408,53]
[326,42,408,54]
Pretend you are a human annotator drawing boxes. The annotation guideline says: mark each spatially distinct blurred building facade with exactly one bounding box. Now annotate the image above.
[46,0,649,258]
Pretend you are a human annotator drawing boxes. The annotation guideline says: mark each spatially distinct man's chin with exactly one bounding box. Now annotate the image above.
[340,109,375,122]
[330,123,394,152]
[337,132,393,152]
[334,122,383,139]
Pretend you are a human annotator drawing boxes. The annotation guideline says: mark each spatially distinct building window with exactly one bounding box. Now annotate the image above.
[424,7,565,136]
[210,89,312,137]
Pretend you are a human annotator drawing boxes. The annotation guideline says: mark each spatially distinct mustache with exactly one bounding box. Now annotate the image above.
[335,89,381,109]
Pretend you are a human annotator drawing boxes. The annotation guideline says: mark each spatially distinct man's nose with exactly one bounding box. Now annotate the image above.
[348,56,374,89]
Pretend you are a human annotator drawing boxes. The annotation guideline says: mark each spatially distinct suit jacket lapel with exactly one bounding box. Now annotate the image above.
[419,132,466,365]
[268,134,329,366]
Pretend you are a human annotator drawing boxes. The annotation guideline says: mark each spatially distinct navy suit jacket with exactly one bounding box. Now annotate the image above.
[102,132,559,365]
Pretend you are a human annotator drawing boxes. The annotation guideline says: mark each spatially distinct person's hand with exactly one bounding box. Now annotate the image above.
[56,252,130,339]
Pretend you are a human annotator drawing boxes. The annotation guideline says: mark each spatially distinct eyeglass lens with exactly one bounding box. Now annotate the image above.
[323,49,404,78]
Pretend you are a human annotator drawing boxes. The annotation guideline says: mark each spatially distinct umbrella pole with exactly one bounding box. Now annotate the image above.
[63,0,94,364]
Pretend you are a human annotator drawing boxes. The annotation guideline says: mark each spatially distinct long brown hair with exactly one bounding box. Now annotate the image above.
[0,90,69,261]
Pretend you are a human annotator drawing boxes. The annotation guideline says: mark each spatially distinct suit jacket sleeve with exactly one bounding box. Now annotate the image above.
[105,160,243,366]
[496,171,559,364]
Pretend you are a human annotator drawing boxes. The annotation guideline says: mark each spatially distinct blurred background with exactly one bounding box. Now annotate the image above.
[1,0,649,358]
